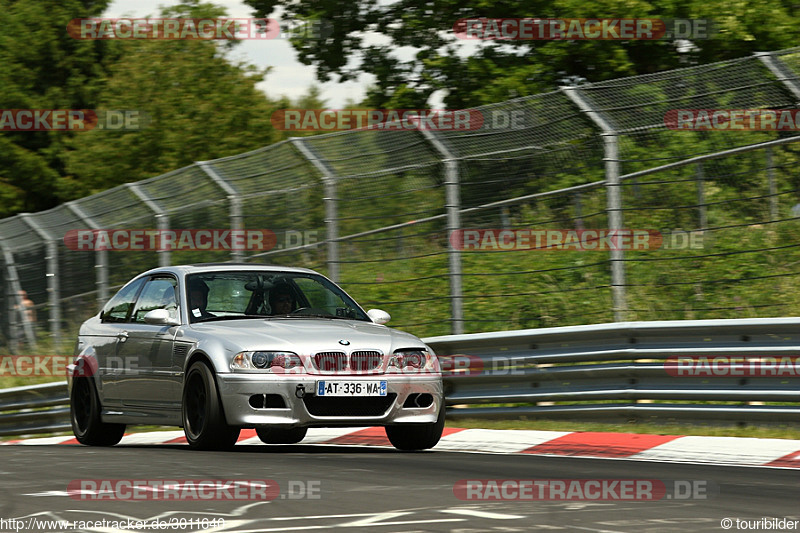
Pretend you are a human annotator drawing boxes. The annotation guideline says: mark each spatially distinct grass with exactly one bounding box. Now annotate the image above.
[0,332,76,389]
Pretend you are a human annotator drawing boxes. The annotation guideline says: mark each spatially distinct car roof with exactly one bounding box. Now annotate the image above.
[139,263,319,278]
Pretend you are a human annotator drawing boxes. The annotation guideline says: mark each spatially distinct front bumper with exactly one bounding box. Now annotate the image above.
[216,373,443,428]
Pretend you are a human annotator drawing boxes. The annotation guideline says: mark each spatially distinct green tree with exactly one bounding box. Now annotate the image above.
[0,0,283,214]
[0,0,112,216]
[65,1,283,194]
[273,84,329,140]
[243,0,800,108]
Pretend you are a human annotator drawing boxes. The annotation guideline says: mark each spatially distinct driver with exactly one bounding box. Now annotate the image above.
[269,285,296,314]
[188,278,215,319]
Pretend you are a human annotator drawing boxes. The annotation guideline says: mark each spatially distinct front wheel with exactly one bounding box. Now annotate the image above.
[70,377,126,446]
[182,362,240,450]
[256,426,307,444]
[385,406,445,451]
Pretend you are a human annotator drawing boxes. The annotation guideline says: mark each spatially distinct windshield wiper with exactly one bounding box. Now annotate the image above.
[272,313,363,320]
[193,314,271,323]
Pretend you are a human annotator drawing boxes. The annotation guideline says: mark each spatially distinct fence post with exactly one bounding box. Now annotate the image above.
[18,215,59,349]
[563,87,626,321]
[127,184,170,267]
[755,52,800,103]
[417,129,464,335]
[756,51,800,223]
[573,192,585,230]
[696,162,707,231]
[2,248,17,354]
[197,162,244,262]
[0,245,37,352]
[756,50,800,223]
[291,139,340,283]
[66,202,108,309]
[766,147,778,221]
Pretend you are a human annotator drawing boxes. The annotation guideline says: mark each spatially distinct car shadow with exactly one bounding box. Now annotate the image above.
[111,443,426,454]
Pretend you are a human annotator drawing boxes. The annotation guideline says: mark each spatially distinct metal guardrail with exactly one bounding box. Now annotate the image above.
[2,317,800,437]
[426,317,800,423]
[0,382,69,437]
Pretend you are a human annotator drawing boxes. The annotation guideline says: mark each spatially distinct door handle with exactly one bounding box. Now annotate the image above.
[118,331,129,342]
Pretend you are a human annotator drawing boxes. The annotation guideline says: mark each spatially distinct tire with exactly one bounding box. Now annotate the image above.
[385,405,445,451]
[256,426,308,444]
[70,377,126,446]
[182,362,240,450]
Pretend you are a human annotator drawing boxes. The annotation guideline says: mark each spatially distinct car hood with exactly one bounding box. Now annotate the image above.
[185,318,424,354]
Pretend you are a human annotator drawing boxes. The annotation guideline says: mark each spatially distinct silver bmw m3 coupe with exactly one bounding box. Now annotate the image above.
[68,264,444,451]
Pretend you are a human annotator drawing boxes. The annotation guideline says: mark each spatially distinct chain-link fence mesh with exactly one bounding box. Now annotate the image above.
[3,49,800,350]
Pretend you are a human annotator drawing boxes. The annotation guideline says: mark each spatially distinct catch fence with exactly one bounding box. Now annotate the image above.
[3,48,800,351]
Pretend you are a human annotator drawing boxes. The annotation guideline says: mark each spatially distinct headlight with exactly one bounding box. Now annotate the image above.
[231,351,302,371]
[389,348,437,373]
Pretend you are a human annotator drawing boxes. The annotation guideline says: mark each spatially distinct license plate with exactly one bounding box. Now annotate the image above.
[316,380,387,396]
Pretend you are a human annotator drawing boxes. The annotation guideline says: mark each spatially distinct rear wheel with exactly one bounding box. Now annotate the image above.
[385,406,445,451]
[70,377,126,446]
[182,362,240,450]
[256,426,307,444]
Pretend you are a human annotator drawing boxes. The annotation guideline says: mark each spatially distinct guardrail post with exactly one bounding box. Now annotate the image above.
[563,87,626,321]
[18,215,58,349]
[127,184,170,267]
[66,202,108,308]
[291,139,340,283]
[197,162,244,262]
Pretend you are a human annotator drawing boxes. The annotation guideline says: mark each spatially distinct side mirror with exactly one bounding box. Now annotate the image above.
[367,309,391,325]
[144,308,179,326]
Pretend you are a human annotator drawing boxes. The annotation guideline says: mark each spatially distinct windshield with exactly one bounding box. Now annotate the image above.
[185,271,369,324]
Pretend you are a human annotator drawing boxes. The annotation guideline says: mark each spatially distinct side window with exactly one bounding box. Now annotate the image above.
[101,277,147,323]
[132,277,178,323]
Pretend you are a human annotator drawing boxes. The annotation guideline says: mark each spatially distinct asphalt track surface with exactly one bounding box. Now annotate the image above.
[0,442,798,532]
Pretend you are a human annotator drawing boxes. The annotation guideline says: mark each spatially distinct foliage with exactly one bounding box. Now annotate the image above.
[243,0,800,108]
[0,0,112,216]
[0,0,284,215]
